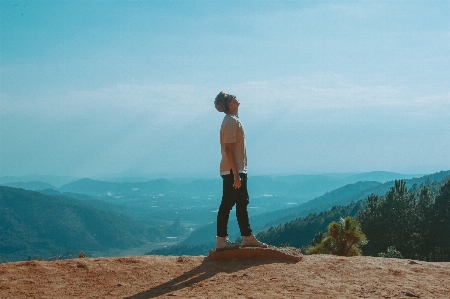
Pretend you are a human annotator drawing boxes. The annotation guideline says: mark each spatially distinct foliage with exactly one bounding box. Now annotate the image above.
[432,178,450,260]
[0,186,164,262]
[310,231,326,246]
[254,175,450,262]
[256,201,365,249]
[357,180,415,257]
[378,246,403,259]
[4,172,449,261]
[358,178,450,261]
[306,217,367,256]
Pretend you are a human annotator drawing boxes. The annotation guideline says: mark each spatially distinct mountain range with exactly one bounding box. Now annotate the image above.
[177,170,450,245]
[1,170,448,262]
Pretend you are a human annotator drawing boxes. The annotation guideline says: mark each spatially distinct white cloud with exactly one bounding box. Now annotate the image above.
[230,76,450,120]
[2,74,449,177]
[1,83,219,124]
[3,74,448,132]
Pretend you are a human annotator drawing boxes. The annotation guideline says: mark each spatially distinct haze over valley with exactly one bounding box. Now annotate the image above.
[2,170,449,262]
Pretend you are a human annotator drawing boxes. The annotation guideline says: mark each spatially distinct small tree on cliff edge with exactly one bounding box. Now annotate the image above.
[307,216,367,256]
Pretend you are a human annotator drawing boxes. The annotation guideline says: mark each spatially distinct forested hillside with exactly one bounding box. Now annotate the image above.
[0,181,56,191]
[0,187,158,262]
[256,201,365,248]
[148,201,367,257]
[358,178,450,261]
[255,170,450,230]
[257,176,450,261]
[150,171,450,259]
[180,181,382,245]
[0,172,425,231]
[3,171,449,261]
[159,171,449,246]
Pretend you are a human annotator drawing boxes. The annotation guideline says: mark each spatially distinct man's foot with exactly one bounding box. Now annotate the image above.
[215,236,239,251]
[241,234,269,248]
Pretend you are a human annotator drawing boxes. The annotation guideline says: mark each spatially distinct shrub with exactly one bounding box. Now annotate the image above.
[306,216,367,256]
[378,246,403,259]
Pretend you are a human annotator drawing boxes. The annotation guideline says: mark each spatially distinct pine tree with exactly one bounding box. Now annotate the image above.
[358,180,417,257]
[307,216,367,256]
[358,178,450,261]
[433,179,450,261]
[415,186,435,260]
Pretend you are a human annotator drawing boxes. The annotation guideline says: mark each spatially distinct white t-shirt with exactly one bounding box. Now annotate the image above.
[220,114,247,175]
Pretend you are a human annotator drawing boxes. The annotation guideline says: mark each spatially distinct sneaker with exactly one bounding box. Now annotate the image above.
[215,236,239,251]
[241,234,268,248]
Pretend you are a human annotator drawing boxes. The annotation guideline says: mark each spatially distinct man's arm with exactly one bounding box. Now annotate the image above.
[224,142,242,189]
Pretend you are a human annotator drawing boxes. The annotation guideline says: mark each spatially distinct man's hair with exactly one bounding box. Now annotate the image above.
[214,91,234,113]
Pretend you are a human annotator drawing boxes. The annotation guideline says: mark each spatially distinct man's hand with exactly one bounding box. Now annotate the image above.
[233,175,242,189]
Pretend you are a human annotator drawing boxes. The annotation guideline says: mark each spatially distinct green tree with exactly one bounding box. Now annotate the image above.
[358,180,417,257]
[358,178,450,261]
[256,201,364,249]
[433,179,450,261]
[414,186,436,260]
[307,216,367,256]
[311,231,326,246]
[384,180,417,256]
[357,194,386,256]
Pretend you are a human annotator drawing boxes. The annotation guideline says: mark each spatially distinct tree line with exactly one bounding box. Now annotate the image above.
[147,175,450,260]
[357,178,450,261]
[257,177,450,261]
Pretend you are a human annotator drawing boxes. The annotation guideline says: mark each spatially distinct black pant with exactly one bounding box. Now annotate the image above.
[217,172,252,237]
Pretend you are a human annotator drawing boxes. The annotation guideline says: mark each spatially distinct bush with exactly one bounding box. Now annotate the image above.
[306,217,367,256]
[378,246,403,259]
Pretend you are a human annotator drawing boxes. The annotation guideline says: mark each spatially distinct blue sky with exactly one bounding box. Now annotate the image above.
[1,0,449,178]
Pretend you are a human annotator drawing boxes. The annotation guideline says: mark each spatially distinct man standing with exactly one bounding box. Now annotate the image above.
[214,91,268,251]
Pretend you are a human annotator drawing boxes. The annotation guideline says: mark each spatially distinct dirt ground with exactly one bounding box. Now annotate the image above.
[1,252,449,299]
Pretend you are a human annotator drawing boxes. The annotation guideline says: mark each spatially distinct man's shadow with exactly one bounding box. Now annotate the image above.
[124,256,296,299]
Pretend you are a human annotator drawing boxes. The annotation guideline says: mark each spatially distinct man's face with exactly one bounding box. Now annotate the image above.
[228,97,240,110]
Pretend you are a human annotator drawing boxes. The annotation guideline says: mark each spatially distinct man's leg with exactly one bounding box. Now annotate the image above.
[216,174,240,250]
[236,174,269,248]
[217,174,235,237]
[235,173,252,237]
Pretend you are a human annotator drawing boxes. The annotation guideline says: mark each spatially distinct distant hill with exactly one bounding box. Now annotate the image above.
[58,178,178,197]
[35,189,128,215]
[2,172,425,231]
[181,171,450,245]
[4,171,422,204]
[37,189,95,201]
[0,181,56,191]
[254,170,450,231]
[247,171,422,204]
[181,180,382,245]
[344,171,422,183]
[0,175,79,188]
[52,171,422,206]
[3,170,447,260]
[0,186,155,262]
